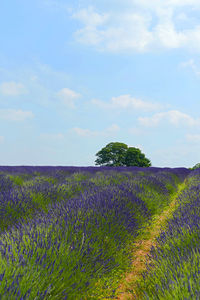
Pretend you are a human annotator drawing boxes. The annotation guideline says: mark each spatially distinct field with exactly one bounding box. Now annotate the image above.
[0,166,199,299]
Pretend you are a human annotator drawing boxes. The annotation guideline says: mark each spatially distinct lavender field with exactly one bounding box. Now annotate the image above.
[135,168,200,299]
[0,166,197,299]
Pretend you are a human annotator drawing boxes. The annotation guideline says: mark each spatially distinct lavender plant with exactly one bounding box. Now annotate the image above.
[136,168,200,299]
[0,166,190,299]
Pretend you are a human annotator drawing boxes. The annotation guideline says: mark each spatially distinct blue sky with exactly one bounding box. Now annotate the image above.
[1,0,200,167]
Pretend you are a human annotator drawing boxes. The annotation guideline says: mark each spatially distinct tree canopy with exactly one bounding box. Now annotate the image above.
[95,142,151,167]
[191,163,200,170]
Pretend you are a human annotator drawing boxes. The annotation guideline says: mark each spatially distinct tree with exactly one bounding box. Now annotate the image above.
[191,163,200,170]
[95,142,151,167]
[124,147,151,167]
[95,142,128,166]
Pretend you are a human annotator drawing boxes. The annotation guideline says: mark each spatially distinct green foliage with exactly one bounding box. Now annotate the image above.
[8,175,24,186]
[95,142,128,166]
[124,147,151,167]
[69,172,91,182]
[95,142,151,167]
[191,162,200,170]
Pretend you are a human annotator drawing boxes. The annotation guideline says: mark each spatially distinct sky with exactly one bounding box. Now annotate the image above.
[1,0,200,167]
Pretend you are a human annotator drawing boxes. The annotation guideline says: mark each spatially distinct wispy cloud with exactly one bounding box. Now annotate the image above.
[138,110,200,127]
[72,7,153,52]
[71,3,200,53]
[71,124,119,137]
[56,88,81,108]
[92,94,162,112]
[72,6,109,28]
[0,109,34,121]
[0,64,72,109]
[180,59,200,76]
[0,81,28,96]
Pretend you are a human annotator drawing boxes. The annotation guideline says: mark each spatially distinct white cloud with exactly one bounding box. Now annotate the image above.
[105,124,120,134]
[72,6,110,46]
[71,3,200,53]
[0,64,72,108]
[154,21,187,49]
[72,127,98,137]
[0,109,34,121]
[72,6,109,27]
[167,0,200,6]
[71,124,120,137]
[0,81,28,96]
[56,88,81,108]
[176,12,189,21]
[92,94,162,112]
[138,110,200,127]
[180,59,200,76]
[72,7,154,52]
[132,0,200,10]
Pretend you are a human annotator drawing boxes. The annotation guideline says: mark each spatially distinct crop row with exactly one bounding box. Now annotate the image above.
[0,166,190,299]
[136,168,200,299]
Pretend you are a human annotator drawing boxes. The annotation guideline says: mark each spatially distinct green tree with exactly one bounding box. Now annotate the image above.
[124,147,151,167]
[95,142,128,166]
[95,142,151,167]
[191,163,200,170]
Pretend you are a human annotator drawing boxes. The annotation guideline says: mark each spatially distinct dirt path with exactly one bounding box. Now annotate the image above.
[114,181,186,300]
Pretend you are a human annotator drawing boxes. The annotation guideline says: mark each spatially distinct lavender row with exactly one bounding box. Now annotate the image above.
[137,169,200,299]
[0,167,190,299]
